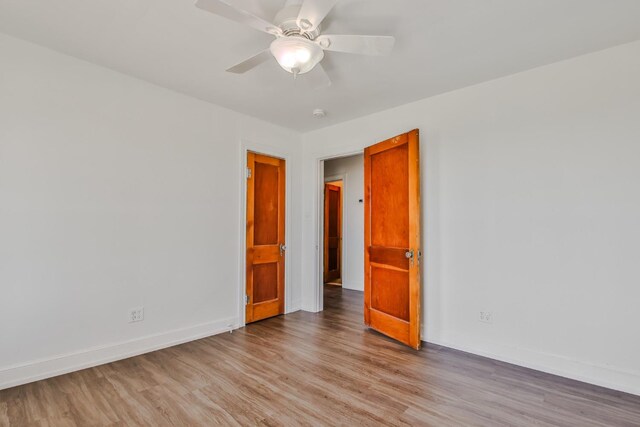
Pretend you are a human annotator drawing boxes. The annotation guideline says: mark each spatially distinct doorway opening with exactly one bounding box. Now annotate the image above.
[316,130,422,349]
[322,154,365,309]
[324,179,342,286]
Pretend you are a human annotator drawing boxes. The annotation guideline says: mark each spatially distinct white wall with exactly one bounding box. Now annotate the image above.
[301,41,640,395]
[0,33,303,389]
[3,28,640,397]
[324,155,364,291]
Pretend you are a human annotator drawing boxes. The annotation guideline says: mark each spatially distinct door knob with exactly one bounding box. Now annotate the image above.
[405,249,414,266]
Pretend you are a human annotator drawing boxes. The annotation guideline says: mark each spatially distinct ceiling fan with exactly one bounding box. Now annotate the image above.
[195,0,395,87]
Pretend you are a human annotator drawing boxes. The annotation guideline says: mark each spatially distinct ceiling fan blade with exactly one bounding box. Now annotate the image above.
[301,62,332,89]
[297,0,339,32]
[195,0,281,36]
[226,49,273,74]
[316,35,395,56]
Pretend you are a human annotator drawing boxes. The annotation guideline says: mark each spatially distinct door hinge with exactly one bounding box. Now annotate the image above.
[246,167,252,179]
[244,294,250,305]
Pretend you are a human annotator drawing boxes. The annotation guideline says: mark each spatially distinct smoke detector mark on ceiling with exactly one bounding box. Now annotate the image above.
[313,108,326,118]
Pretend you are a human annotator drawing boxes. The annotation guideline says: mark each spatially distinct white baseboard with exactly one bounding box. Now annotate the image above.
[340,282,364,291]
[9,315,635,396]
[301,302,319,312]
[0,317,239,390]
[424,330,640,396]
[287,300,302,313]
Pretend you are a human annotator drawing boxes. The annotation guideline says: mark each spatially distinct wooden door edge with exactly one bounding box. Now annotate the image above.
[408,129,421,349]
[277,157,286,315]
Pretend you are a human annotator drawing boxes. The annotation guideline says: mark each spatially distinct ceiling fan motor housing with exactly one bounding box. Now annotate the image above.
[274,5,321,40]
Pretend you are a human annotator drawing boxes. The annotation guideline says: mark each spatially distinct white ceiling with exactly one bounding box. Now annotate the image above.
[1,0,640,131]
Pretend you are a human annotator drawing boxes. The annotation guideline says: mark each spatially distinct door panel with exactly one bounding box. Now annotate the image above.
[253,162,280,246]
[246,152,285,323]
[370,144,409,248]
[324,183,342,283]
[364,129,421,349]
[253,263,278,303]
[371,267,410,321]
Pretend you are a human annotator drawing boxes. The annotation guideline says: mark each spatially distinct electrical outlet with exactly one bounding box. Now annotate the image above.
[479,311,493,324]
[129,307,144,323]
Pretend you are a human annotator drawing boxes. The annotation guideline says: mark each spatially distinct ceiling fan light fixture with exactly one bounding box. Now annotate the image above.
[270,37,324,75]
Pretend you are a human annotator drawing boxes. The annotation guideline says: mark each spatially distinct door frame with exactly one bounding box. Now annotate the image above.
[315,151,363,312]
[238,140,293,328]
[323,174,346,285]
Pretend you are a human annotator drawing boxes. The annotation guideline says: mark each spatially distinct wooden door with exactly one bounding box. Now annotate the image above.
[246,152,286,323]
[364,129,421,349]
[324,183,342,283]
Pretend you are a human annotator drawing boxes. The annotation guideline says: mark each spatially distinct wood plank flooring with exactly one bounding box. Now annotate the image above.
[1,286,639,426]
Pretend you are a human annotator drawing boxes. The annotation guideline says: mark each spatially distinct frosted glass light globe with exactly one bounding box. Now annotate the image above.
[270,36,324,75]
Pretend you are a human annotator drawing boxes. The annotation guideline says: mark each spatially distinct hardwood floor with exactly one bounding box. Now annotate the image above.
[1,286,639,426]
